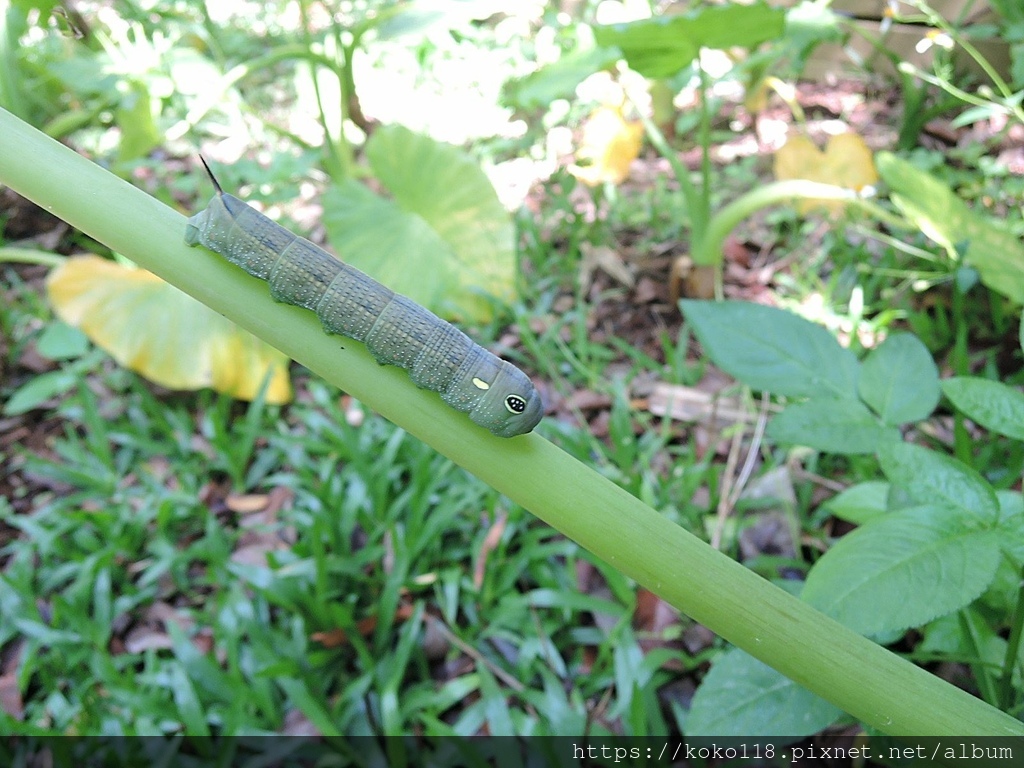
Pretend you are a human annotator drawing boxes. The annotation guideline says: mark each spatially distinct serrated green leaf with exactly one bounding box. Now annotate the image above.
[687,648,842,737]
[877,442,999,523]
[985,493,1024,611]
[768,398,899,454]
[803,504,999,635]
[858,333,939,424]
[918,608,1007,669]
[995,491,1024,570]
[822,481,890,525]
[941,377,1024,441]
[322,125,515,323]
[680,300,859,399]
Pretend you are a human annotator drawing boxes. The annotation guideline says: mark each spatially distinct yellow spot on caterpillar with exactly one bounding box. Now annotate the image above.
[472,377,490,390]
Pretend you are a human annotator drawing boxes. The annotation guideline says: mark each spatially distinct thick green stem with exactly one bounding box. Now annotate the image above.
[695,180,905,266]
[1,108,1020,737]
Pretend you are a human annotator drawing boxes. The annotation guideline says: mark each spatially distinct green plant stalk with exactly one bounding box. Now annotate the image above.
[899,62,1017,117]
[997,565,1024,711]
[950,280,973,466]
[0,5,28,122]
[298,0,352,182]
[957,610,998,707]
[695,64,712,231]
[1,107,1021,737]
[847,222,945,263]
[694,180,904,267]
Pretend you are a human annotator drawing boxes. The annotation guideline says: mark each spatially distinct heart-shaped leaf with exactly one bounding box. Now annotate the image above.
[322,125,515,323]
[773,133,878,214]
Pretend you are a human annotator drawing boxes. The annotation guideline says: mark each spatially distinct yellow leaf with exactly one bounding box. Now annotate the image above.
[569,106,644,186]
[47,256,292,403]
[773,132,878,215]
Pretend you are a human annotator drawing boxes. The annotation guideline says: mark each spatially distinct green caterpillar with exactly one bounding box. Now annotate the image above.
[184,160,542,437]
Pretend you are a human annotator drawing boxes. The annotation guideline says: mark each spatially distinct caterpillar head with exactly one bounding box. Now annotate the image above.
[468,362,543,438]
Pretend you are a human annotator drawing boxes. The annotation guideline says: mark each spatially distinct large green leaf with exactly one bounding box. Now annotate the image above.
[594,2,785,78]
[802,504,999,635]
[680,299,859,400]
[877,442,1000,523]
[322,125,515,323]
[687,648,842,737]
[876,152,1024,304]
[767,399,899,454]
[858,332,939,425]
[942,376,1024,441]
[822,481,890,526]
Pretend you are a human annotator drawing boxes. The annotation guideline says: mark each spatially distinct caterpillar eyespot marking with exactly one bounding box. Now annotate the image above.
[505,395,527,415]
[184,157,543,437]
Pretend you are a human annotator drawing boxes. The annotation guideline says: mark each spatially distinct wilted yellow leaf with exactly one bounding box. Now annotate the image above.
[773,132,878,215]
[47,256,292,403]
[569,106,644,186]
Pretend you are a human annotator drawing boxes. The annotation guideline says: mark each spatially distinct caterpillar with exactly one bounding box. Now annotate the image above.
[184,159,543,438]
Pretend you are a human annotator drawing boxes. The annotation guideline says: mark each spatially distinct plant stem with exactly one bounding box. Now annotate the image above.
[0,247,63,268]
[696,180,902,267]
[997,566,1024,710]
[1,107,1021,737]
